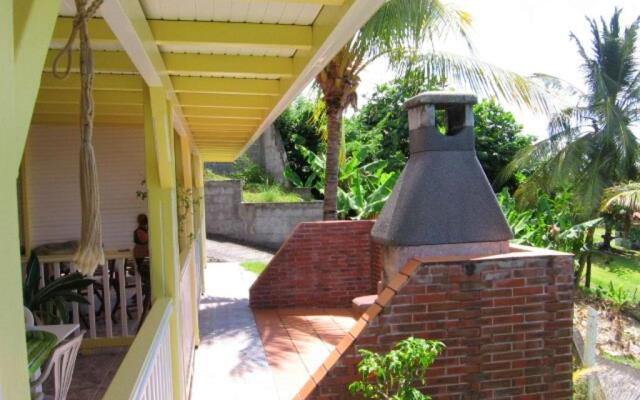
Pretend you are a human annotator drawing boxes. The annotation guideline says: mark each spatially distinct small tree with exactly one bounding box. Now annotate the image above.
[349,337,445,400]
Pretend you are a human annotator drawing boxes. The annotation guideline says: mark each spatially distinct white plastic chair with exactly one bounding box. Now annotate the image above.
[30,331,85,400]
[24,307,35,328]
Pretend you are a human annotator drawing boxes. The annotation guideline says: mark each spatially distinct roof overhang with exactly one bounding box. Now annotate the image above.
[33,0,384,161]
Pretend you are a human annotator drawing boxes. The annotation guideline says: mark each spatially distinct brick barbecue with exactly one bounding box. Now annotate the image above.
[250,92,574,399]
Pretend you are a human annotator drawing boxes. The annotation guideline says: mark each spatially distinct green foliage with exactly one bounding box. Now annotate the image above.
[600,281,637,310]
[348,337,445,400]
[506,9,640,214]
[204,170,230,181]
[497,188,581,250]
[275,97,325,186]
[343,73,532,189]
[229,155,272,185]
[23,253,94,324]
[242,184,303,203]
[601,351,640,370]
[345,71,444,173]
[472,99,533,189]
[497,188,603,285]
[285,145,398,219]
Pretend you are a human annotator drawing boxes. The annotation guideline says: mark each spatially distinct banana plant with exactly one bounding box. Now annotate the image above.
[23,253,95,324]
[285,144,399,219]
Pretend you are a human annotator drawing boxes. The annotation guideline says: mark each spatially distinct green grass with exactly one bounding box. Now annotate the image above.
[590,250,640,297]
[241,260,268,275]
[601,351,640,370]
[242,184,304,203]
[204,170,231,181]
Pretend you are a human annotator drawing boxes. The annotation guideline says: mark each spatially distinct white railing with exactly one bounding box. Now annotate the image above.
[179,244,196,390]
[103,298,174,400]
[29,250,144,339]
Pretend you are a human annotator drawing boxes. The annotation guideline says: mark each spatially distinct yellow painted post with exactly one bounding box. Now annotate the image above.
[143,85,186,400]
[192,152,206,343]
[0,4,28,399]
[0,2,60,398]
[13,0,61,169]
[179,137,201,348]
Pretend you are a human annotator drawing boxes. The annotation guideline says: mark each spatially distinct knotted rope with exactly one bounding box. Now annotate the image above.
[52,0,105,275]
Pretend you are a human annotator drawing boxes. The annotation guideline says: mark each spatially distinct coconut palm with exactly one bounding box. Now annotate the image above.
[316,0,555,220]
[505,9,640,215]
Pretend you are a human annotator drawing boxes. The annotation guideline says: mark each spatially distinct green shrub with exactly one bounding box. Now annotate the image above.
[349,337,445,400]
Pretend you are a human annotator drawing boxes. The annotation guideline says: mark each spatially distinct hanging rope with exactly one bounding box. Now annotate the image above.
[52,0,105,275]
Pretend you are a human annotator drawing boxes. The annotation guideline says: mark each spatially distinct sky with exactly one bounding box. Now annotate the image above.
[356,0,640,139]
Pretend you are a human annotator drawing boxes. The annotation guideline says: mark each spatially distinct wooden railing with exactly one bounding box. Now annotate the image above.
[103,298,173,400]
[29,250,144,340]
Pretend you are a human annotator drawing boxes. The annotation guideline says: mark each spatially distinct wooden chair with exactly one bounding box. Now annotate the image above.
[30,331,85,400]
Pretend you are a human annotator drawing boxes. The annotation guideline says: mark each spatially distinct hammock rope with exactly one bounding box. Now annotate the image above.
[52,0,105,275]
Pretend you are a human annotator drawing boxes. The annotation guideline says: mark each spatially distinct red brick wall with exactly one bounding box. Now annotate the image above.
[249,220,381,308]
[310,250,574,399]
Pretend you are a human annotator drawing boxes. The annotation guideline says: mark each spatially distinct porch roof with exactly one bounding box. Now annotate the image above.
[32,0,382,162]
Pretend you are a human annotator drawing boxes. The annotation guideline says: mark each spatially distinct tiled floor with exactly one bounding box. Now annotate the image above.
[191,261,357,400]
[191,262,280,400]
[43,346,127,400]
[254,309,357,400]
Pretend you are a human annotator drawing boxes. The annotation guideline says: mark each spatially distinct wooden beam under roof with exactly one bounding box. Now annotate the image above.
[40,72,143,91]
[37,88,142,104]
[53,17,313,51]
[40,72,278,96]
[177,93,275,110]
[162,53,293,79]
[44,50,136,74]
[171,76,279,96]
[31,113,142,126]
[34,102,143,115]
[44,50,293,79]
[180,107,265,120]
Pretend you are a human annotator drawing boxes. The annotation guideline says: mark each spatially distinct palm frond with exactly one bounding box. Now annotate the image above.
[601,182,640,212]
[414,51,555,113]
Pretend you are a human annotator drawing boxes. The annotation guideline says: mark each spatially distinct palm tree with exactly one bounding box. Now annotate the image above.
[505,9,640,215]
[316,0,555,220]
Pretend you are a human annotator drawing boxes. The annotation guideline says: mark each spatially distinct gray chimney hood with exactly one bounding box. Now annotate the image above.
[371,92,513,247]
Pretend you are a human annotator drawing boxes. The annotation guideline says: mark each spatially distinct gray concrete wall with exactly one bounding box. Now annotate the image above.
[206,125,288,185]
[205,180,323,249]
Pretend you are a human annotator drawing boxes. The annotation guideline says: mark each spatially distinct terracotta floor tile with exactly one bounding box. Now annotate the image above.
[255,307,357,399]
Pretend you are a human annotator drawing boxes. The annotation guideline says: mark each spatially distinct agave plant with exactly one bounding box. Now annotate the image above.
[23,253,94,324]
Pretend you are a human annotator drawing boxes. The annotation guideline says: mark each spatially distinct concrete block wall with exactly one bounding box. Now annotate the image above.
[205,180,323,249]
[250,221,383,308]
[302,246,574,399]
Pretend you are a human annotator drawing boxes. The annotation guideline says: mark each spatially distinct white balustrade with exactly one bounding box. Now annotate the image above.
[103,298,174,400]
[27,250,144,339]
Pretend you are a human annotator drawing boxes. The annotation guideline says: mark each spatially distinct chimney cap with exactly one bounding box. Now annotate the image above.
[405,91,477,110]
